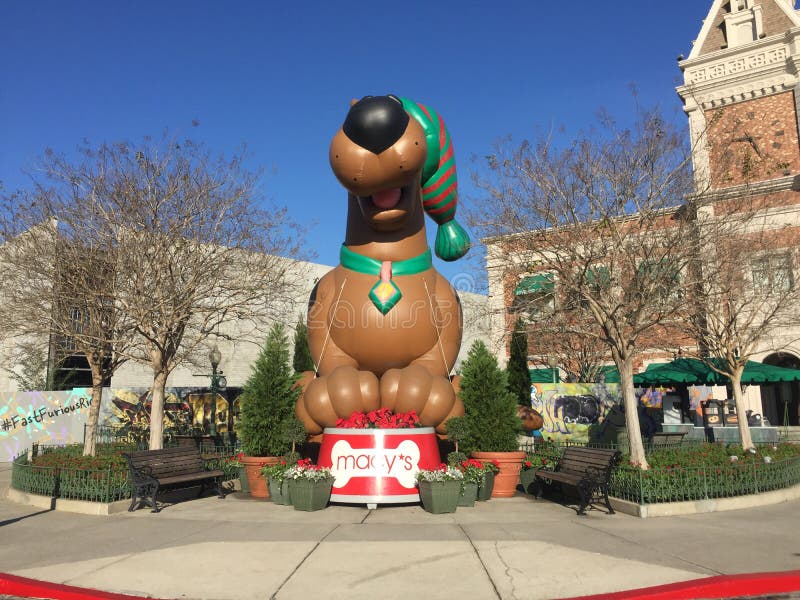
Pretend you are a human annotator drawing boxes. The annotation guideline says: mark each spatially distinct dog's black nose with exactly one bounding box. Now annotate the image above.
[342,95,409,155]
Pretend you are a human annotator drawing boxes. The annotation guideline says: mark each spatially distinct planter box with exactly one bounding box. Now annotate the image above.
[268,477,291,505]
[317,427,441,505]
[519,469,537,494]
[288,478,333,512]
[239,466,250,494]
[477,471,495,501]
[458,482,478,507]
[418,480,461,514]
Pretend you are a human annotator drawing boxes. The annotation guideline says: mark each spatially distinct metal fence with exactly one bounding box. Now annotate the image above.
[11,442,240,503]
[609,457,800,504]
[521,439,800,504]
[11,450,129,503]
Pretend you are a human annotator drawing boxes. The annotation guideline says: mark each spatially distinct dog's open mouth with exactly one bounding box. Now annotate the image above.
[355,184,416,231]
[369,188,402,210]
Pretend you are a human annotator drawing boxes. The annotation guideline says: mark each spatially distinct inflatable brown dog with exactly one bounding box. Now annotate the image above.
[296,95,471,435]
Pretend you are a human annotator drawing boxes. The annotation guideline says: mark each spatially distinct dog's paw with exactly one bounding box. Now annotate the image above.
[380,366,461,430]
[302,366,380,429]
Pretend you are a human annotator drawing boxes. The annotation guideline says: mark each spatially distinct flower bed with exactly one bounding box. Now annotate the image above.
[11,443,240,503]
[529,441,800,504]
[12,448,130,503]
[336,408,422,429]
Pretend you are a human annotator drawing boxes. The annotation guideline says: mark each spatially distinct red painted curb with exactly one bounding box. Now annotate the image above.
[556,569,800,600]
[0,572,174,600]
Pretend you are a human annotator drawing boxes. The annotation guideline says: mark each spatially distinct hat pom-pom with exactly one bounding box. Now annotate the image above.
[435,219,470,262]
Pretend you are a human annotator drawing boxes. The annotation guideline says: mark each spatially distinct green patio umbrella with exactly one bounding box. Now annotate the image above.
[632,357,800,386]
[597,366,620,383]
[529,368,560,383]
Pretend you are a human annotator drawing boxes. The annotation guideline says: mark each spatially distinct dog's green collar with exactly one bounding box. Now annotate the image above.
[339,245,432,314]
[339,245,432,276]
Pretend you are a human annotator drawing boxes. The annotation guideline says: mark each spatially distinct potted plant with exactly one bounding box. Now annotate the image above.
[458,340,525,498]
[262,460,292,505]
[285,458,334,511]
[519,455,537,494]
[457,459,484,507]
[416,464,464,514]
[227,452,249,494]
[444,415,469,466]
[238,323,301,498]
[477,460,499,501]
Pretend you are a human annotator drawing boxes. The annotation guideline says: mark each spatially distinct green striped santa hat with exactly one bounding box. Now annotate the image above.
[400,97,470,262]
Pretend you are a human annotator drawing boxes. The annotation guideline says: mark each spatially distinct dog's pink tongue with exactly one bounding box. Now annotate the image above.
[372,188,401,209]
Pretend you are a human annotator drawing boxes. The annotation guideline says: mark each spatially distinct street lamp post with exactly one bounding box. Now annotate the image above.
[547,356,558,385]
[208,346,227,438]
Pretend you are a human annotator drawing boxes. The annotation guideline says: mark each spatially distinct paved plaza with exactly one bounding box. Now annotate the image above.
[0,464,798,600]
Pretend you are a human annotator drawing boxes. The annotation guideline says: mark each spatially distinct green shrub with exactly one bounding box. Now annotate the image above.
[458,340,521,453]
[506,318,531,406]
[239,323,300,457]
[292,318,315,373]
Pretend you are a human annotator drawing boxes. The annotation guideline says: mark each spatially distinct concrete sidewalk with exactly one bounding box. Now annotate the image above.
[0,468,798,600]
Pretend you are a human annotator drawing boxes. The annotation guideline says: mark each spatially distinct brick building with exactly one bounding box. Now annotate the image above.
[486,0,800,427]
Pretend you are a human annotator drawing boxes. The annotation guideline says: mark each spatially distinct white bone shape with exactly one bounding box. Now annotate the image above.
[329,439,420,489]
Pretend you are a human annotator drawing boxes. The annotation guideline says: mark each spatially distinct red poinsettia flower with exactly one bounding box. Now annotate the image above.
[333,409,424,429]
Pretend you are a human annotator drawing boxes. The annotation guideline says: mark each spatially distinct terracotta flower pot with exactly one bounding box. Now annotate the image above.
[240,455,279,499]
[471,451,526,498]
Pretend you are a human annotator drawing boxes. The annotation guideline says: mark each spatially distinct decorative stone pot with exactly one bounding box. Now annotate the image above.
[458,482,478,507]
[241,455,279,499]
[519,469,537,494]
[238,466,250,494]
[268,477,291,505]
[471,451,526,498]
[477,471,495,501]
[288,478,333,511]
[418,480,461,514]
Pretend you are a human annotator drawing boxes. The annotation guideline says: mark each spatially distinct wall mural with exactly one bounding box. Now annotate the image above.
[1,387,243,460]
[531,383,621,443]
[101,387,243,435]
[0,389,95,460]
[529,383,717,444]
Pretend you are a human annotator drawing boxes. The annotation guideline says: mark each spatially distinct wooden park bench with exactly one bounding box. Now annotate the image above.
[122,446,225,513]
[534,446,621,516]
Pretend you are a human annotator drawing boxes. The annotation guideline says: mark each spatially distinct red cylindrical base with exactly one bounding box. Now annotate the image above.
[318,427,441,504]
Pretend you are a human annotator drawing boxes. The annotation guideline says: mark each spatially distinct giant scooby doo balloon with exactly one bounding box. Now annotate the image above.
[296,95,470,435]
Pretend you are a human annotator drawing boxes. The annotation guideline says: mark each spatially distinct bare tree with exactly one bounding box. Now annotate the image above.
[473,107,705,469]
[4,341,53,392]
[531,315,610,384]
[91,135,306,449]
[2,134,307,451]
[681,190,800,450]
[0,196,138,456]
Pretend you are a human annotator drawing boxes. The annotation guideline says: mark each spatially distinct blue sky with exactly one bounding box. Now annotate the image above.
[1,1,711,292]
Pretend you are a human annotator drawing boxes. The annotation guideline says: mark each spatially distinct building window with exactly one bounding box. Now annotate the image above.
[562,265,610,310]
[59,307,84,353]
[513,273,555,320]
[752,254,794,294]
[636,260,681,302]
